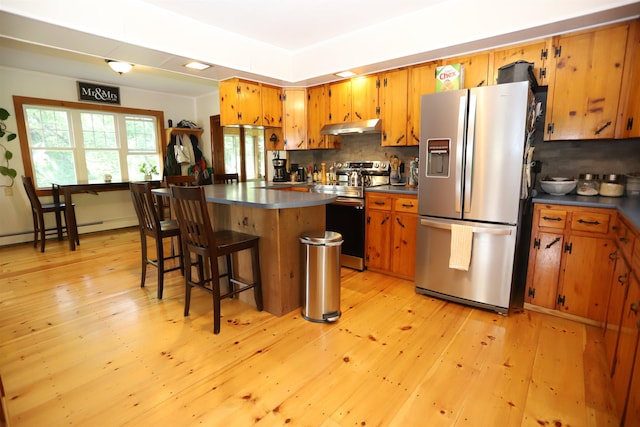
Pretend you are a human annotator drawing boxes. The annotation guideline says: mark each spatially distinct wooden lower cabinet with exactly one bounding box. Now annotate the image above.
[624,321,640,426]
[612,272,640,421]
[525,203,616,322]
[365,192,417,279]
[604,254,631,371]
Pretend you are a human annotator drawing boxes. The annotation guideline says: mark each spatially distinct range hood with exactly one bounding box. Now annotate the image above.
[320,118,382,135]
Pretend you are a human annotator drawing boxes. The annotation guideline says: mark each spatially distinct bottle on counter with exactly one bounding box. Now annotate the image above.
[312,164,319,182]
[320,162,327,185]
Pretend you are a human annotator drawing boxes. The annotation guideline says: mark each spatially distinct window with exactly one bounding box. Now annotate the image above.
[222,127,265,180]
[14,96,165,191]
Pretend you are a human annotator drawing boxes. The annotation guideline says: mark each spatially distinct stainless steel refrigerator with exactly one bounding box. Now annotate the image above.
[415,81,536,314]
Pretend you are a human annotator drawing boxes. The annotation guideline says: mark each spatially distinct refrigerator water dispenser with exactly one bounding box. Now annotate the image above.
[426,139,450,178]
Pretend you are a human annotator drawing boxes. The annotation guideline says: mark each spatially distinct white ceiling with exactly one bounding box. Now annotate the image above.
[1,0,639,97]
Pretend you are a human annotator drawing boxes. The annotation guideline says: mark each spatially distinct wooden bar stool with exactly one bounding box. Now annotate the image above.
[130,182,183,299]
[170,185,263,334]
[22,176,78,252]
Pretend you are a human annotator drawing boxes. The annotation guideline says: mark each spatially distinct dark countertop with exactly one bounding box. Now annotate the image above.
[533,193,640,230]
[153,182,336,209]
[366,185,419,195]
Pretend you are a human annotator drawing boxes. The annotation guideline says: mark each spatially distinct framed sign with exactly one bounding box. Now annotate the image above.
[77,81,120,105]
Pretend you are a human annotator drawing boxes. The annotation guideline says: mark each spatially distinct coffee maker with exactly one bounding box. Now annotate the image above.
[272,158,287,182]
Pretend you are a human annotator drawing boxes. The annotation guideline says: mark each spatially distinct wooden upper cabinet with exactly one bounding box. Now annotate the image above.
[380,69,408,147]
[219,78,262,126]
[545,22,630,141]
[351,75,380,121]
[492,39,552,86]
[439,52,490,88]
[617,19,640,139]
[261,84,283,127]
[407,62,438,145]
[307,84,326,149]
[327,80,352,123]
[282,88,307,150]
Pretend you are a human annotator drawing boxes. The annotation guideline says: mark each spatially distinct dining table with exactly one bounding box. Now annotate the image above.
[53,180,160,250]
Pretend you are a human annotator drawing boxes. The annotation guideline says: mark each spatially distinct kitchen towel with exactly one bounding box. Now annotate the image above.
[449,224,473,271]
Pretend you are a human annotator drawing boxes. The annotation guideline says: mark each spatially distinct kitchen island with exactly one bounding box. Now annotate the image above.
[154,182,336,316]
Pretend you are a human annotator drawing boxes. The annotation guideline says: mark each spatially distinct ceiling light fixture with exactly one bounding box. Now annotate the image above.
[335,71,356,78]
[105,59,133,74]
[185,61,211,71]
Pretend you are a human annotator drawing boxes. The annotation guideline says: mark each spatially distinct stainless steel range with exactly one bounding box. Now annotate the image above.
[310,161,390,271]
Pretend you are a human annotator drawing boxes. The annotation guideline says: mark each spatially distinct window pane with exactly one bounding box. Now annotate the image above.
[128,154,161,180]
[223,129,240,174]
[245,128,265,180]
[85,151,121,182]
[25,107,71,148]
[32,150,76,186]
[81,113,117,148]
[126,116,157,151]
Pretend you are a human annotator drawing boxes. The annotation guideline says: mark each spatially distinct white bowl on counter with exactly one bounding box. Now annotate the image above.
[540,179,577,195]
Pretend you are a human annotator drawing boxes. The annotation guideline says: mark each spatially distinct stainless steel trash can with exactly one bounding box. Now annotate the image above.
[300,231,343,323]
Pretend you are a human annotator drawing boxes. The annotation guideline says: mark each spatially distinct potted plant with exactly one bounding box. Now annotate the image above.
[139,162,158,180]
[0,107,17,188]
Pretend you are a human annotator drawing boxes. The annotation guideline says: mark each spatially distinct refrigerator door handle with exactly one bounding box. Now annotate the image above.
[455,95,467,213]
[419,218,513,236]
[464,94,477,213]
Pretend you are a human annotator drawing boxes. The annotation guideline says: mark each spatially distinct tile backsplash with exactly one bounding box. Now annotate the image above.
[288,134,640,186]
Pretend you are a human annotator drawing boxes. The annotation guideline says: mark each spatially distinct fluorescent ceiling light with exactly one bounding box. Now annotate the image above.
[335,71,356,78]
[105,60,133,74]
[185,61,211,71]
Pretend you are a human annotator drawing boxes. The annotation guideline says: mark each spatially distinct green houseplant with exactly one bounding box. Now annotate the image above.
[139,162,158,180]
[0,107,17,188]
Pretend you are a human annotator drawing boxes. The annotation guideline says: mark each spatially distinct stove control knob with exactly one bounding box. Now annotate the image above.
[373,162,379,168]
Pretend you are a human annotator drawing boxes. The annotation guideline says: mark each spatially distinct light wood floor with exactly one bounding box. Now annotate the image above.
[0,228,620,426]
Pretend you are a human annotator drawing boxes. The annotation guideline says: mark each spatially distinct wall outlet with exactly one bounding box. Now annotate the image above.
[4,187,13,196]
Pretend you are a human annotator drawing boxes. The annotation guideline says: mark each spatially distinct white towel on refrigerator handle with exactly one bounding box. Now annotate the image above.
[449,224,473,271]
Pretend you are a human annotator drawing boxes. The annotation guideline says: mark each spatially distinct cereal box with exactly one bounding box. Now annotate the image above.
[436,64,464,92]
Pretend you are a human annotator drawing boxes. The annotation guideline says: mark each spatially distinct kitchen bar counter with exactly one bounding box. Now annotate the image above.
[532,194,640,229]
[154,182,336,316]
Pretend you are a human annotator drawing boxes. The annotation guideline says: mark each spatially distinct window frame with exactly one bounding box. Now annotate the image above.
[13,96,165,196]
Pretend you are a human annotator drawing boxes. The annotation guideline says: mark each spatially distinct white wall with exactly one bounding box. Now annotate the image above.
[0,66,219,247]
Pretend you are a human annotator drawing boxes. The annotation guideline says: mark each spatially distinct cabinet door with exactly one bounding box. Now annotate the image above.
[327,80,352,123]
[492,39,551,86]
[282,89,307,150]
[604,254,630,372]
[219,78,241,126]
[546,23,629,140]
[407,62,438,145]
[380,69,408,147]
[366,209,391,271]
[617,20,640,139]
[307,85,326,149]
[261,85,282,127]
[391,212,417,278]
[237,80,262,126]
[612,273,640,419]
[624,321,640,426]
[351,75,379,121]
[525,231,564,308]
[559,235,616,321]
[439,52,490,88]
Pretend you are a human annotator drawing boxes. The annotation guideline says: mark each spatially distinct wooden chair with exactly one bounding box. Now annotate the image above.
[170,185,263,334]
[129,182,183,299]
[22,176,78,252]
[163,175,198,187]
[213,173,239,184]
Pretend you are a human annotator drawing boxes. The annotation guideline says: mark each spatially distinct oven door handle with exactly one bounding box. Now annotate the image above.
[332,197,365,209]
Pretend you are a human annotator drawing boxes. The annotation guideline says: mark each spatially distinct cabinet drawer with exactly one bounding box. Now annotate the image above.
[538,209,567,229]
[571,211,612,234]
[394,197,418,214]
[366,195,392,210]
